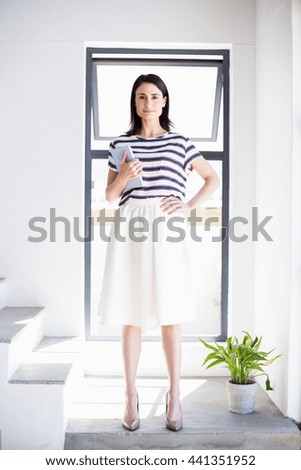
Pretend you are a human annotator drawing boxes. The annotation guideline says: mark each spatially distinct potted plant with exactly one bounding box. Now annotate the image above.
[200,331,281,414]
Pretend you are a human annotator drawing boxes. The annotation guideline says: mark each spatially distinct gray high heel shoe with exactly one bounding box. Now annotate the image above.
[165,392,183,432]
[122,394,140,431]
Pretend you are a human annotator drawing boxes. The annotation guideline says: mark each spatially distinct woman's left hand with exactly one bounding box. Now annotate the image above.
[160,196,191,217]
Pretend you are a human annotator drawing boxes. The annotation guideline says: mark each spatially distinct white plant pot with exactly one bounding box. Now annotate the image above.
[226,380,259,414]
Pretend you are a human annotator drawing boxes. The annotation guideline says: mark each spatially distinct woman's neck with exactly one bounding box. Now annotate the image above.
[137,121,167,138]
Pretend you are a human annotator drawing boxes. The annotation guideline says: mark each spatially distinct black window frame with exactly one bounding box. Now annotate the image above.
[84,47,230,343]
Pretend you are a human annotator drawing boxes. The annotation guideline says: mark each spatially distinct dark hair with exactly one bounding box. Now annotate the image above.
[126,74,173,136]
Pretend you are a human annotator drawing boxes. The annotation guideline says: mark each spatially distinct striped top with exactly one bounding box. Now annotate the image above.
[108,132,203,206]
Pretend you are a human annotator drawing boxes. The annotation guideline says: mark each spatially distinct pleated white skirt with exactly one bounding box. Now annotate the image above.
[97,197,197,330]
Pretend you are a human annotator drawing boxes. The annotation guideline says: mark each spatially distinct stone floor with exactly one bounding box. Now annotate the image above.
[64,376,301,450]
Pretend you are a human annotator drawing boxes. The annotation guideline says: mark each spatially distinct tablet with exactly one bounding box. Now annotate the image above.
[111,145,144,191]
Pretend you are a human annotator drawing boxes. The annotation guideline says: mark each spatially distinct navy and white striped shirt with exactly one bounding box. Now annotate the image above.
[108,132,203,206]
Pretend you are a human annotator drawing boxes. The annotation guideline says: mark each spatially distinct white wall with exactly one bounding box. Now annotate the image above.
[287,0,301,422]
[0,0,256,339]
[0,0,255,44]
[255,0,300,420]
[0,40,86,336]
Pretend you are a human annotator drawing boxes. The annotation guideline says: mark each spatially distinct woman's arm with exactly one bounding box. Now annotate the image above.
[161,156,220,215]
[186,156,220,210]
[105,170,127,204]
[105,151,143,204]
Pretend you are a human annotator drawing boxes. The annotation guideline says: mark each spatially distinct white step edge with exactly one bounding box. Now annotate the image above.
[0,306,45,344]
[3,380,72,449]
[0,307,46,380]
[1,336,83,450]
[9,363,73,384]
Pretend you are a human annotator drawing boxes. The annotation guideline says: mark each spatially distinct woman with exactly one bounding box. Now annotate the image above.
[98,74,220,432]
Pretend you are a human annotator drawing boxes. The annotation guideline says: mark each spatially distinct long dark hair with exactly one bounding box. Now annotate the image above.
[126,74,173,136]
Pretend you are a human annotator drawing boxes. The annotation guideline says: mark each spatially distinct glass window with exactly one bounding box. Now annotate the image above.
[91,63,223,152]
[85,48,229,341]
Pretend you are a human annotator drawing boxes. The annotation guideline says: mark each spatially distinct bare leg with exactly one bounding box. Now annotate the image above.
[161,324,182,421]
[122,324,142,420]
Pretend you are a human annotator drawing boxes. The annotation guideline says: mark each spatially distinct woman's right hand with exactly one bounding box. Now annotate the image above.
[119,151,143,181]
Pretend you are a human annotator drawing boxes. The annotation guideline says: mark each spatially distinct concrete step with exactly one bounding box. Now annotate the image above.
[0,306,45,380]
[8,336,83,384]
[4,369,73,449]
[1,336,83,449]
[64,376,301,450]
[9,362,73,384]
[0,306,44,345]
[27,336,84,368]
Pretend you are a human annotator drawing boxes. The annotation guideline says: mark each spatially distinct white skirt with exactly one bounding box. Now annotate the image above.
[97,197,198,330]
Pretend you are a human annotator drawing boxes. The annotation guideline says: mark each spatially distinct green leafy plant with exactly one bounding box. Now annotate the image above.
[199,331,281,391]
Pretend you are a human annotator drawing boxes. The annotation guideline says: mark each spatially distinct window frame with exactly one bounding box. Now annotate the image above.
[91,59,223,143]
[84,47,230,342]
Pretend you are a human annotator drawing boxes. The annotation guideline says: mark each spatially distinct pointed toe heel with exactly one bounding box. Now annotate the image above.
[122,394,140,431]
[122,417,140,431]
[165,392,183,432]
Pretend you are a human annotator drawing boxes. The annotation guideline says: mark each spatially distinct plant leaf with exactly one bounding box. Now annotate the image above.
[204,358,225,369]
[265,354,282,366]
[199,338,218,352]
[202,352,223,366]
[265,378,273,391]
